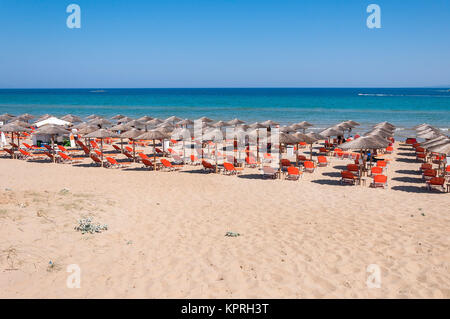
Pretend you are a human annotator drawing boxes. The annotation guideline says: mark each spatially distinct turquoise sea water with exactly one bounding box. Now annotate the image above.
[0,88,449,134]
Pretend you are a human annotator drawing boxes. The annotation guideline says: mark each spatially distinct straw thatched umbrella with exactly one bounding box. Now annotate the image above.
[428,142,450,155]
[227,118,245,126]
[0,114,14,123]
[417,130,442,140]
[261,120,279,128]
[10,120,31,128]
[374,121,395,130]
[137,130,168,169]
[109,124,130,152]
[17,113,35,122]
[146,118,163,128]
[196,117,214,123]
[212,120,229,128]
[61,114,83,123]
[125,119,145,129]
[165,116,182,124]
[340,135,389,173]
[138,115,153,122]
[421,136,449,148]
[34,125,69,162]
[276,132,297,178]
[0,123,31,155]
[78,125,101,150]
[344,120,360,127]
[89,118,112,127]
[120,128,143,161]
[177,119,194,127]
[86,114,103,120]
[85,129,119,166]
[111,114,125,120]
[71,122,88,130]
[303,132,322,160]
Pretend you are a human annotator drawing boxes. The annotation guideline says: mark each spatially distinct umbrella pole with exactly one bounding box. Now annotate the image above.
[101,139,104,167]
[183,140,185,164]
[215,143,218,173]
[52,136,55,163]
[133,140,136,162]
[310,143,313,160]
[296,143,299,167]
[256,133,260,163]
[279,143,282,179]
[153,139,156,170]
[121,138,124,153]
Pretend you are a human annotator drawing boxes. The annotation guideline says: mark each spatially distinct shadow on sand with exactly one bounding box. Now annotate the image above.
[392,176,424,184]
[311,179,342,186]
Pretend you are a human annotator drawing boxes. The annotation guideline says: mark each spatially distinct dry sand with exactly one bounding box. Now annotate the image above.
[0,142,449,298]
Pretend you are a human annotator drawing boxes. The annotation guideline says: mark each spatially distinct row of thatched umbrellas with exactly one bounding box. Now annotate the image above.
[414,123,450,155]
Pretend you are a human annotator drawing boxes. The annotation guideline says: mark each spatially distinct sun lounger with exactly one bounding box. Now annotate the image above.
[426,177,445,192]
[370,174,388,188]
[141,158,154,170]
[286,166,302,181]
[105,157,131,168]
[3,148,15,158]
[223,162,243,175]
[58,152,83,164]
[112,144,122,153]
[420,163,432,172]
[340,171,357,185]
[261,166,279,179]
[371,166,383,176]
[317,156,328,167]
[189,155,201,165]
[202,160,215,173]
[422,169,437,181]
[90,153,103,166]
[303,161,315,173]
[160,158,183,171]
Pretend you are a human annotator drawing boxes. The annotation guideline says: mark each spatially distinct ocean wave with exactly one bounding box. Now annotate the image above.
[358,93,450,97]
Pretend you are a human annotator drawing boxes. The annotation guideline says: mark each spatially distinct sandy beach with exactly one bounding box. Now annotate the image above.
[1,141,449,298]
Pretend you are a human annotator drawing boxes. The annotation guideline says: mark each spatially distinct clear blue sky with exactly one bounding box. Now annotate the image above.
[0,0,449,88]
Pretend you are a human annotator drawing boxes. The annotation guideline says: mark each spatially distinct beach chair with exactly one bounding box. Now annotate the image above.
[317,156,328,167]
[160,158,183,171]
[376,160,388,172]
[10,142,19,149]
[141,158,154,170]
[445,166,450,178]
[286,166,302,181]
[18,149,43,160]
[223,162,243,175]
[138,152,150,161]
[112,144,122,153]
[340,171,357,185]
[318,147,329,156]
[406,138,417,145]
[422,169,437,181]
[58,152,83,164]
[347,164,360,176]
[297,155,307,162]
[245,156,258,168]
[261,166,279,179]
[105,157,130,168]
[420,163,432,172]
[90,153,103,166]
[43,151,55,162]
[416,153,426,162]
[426,177,445,192]
[280,159,292,171]
[303,161,315,173]
[370,174,388,189]
[122,150,133,159]
[22,142,34,150]
[44,144,53,152]
[3,148,15,158]
[201,160,215,173]
[90,140,99,149]
[385,146,394,154]
[371,166,383,176]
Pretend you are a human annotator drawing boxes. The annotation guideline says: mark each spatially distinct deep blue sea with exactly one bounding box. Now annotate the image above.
[0,88,449,135]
